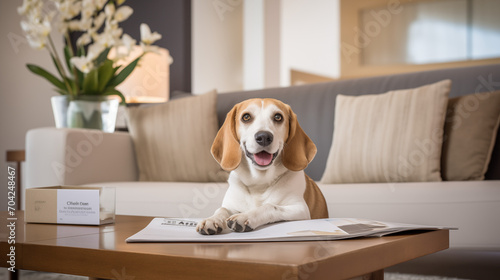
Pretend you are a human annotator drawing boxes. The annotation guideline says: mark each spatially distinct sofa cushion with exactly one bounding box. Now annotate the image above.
[316,180,500,248]
[87,181,229,218]
[126,90,228,182]
[321,80,451,183]
[442,90,500,181]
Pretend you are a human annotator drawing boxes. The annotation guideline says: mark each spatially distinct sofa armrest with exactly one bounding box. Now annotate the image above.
[26,127,138,188]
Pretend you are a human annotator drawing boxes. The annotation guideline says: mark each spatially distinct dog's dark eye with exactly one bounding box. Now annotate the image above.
[242,113,252,122]
[274,113,283,122]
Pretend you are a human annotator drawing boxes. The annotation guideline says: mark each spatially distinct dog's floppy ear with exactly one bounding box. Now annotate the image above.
[282,107,317,171]
[211,105,242,171]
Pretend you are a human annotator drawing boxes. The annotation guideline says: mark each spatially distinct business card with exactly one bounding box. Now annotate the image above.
[56,189,100,224]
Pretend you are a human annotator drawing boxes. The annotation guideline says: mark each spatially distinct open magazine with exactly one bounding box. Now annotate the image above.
[126,218,454,243]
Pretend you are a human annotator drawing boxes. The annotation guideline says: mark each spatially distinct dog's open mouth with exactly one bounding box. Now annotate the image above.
[245,148,278,167]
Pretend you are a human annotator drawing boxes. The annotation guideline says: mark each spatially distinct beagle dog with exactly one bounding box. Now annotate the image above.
[196,98,328,235]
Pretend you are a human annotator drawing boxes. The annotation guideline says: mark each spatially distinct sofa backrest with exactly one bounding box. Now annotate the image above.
[216,64,500,181]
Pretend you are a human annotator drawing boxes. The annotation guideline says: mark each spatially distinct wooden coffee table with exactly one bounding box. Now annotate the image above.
[1,211,449,280]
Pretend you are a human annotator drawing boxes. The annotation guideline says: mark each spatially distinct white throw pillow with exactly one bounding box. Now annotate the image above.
[126,90,228,182]
[321,80,451,183]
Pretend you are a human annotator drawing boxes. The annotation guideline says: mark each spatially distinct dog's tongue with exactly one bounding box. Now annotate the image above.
[254,151,273,166]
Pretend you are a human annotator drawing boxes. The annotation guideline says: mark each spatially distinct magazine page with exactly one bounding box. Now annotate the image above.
[126,218,453,243]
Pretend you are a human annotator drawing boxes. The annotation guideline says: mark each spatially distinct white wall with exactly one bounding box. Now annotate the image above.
[0,1,65,211]
[264,0,282,89]
[243,0,265,90]
[242,0,282,90]
[192,0,243,94]
[192,0,340,93]
[281,0,340,85]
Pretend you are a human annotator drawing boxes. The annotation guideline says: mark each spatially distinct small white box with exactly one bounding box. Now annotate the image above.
[25,186,115,225]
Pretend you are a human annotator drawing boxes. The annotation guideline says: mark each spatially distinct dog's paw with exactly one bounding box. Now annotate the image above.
[196,217,224,235]
[226,214,254,232]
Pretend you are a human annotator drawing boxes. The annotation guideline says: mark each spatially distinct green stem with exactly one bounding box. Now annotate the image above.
[64,33,80,95]
[64,33,75,57]
[47,35,73,95]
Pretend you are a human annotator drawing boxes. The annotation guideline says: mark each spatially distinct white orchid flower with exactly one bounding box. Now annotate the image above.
[17,0,31,16]
[94,0,107,10]
[21,18,51,38]
[82,9,94,22]
[18,0,51,50]
[68,20,81,31]
[20,20,33,34]
[76,32,92,47]
[113,27,124,38]
[70,56,91,73]
[140,42,162,54]
[87,43,106,61]
[89,28,99,42]
[29,1,43,18]
[26,34,46,50]
[114,6,133,23]
[70,41,107,73]
[111,34,136,60]
[82,0,95,19]
[93,12,106,30]
[20,20,32,33]
[121,34,136,52]
[18,0,40,16]
[40,18,51,36]
[98,20,123,46]
[95,0,107,10]
[68,18,91,31]
[82,0,95,10]
[93,30,114,49]
[105,3,115,18]
[140,23,161,45]
[56,0,81,20]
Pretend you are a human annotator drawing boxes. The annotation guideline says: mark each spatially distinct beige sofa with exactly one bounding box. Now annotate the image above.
[25,64,500,279]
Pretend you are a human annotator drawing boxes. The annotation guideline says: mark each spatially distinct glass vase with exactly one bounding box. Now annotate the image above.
[51,95,70,128]
[51,95,120,133]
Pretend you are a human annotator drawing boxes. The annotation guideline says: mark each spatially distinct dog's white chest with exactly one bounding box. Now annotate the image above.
[246,187,272,208]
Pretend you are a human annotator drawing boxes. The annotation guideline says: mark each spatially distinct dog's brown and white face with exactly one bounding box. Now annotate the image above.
[211,98,316,173]
[196,98,321,235]
[237,99,289,170]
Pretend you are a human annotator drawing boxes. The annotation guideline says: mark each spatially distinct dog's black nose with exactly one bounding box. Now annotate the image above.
[255,131,273,147]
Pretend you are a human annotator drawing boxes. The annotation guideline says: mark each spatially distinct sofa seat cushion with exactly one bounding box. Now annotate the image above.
[87,181,228,218]
[87,180,500,249]
[318,180,500,248]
